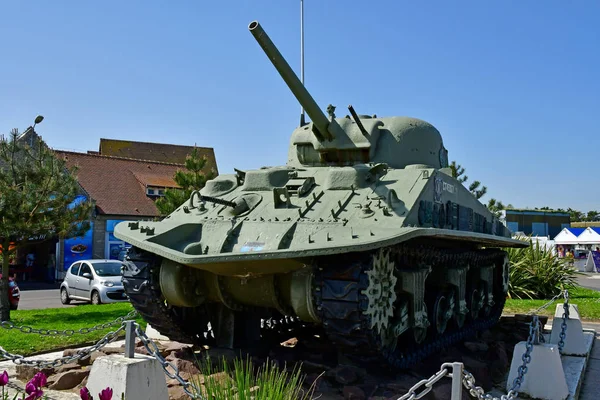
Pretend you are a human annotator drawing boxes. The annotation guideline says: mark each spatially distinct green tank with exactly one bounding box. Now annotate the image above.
[116,20,527,368]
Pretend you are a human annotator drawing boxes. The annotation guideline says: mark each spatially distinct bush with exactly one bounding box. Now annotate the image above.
[505,237,582,300]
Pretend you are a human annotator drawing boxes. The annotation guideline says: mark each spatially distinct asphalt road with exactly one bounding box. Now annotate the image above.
[577,272,600,291]
[17,288,85,310]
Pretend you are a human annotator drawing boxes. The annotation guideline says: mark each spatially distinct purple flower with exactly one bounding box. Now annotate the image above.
[31,372,47,387]
[0,370,8,386]
[80,387,92,400]
[98,387,113,400]
[25,381,44,400]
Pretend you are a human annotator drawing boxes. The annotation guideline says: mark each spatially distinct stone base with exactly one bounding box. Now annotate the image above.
[86,354,169,400]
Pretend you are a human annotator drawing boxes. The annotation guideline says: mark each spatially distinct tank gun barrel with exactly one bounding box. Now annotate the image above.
[248,20,333,141]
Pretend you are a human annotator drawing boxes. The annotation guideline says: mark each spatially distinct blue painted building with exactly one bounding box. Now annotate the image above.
[501,209,571,238]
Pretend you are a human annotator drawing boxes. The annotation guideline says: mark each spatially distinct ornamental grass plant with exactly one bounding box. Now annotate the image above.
[506,237,582,300]
[193,356,318,400]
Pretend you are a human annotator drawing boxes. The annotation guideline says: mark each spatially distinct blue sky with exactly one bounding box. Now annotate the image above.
[1,1,599,212]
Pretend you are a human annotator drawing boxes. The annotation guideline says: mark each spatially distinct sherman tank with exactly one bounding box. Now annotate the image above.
[116,20,527,368]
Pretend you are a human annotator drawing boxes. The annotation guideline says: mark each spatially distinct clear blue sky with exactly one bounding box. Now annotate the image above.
[1,1,598,212]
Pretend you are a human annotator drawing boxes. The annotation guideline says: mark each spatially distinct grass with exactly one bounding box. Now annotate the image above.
[504,287,600,320]
[0,303,145,356]
[193,356,318,400]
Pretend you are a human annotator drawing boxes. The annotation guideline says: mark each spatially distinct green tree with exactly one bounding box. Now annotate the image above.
[155,147,215,216]
[585,210,600,222]
[567,208,584,222]
[486,198,506,219]
[0,124,93,321]
[449,161,487,200]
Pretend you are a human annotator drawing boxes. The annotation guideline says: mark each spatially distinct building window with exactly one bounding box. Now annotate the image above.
[531,222,548,236]
[146,186,166,197]
[507,222,519,232]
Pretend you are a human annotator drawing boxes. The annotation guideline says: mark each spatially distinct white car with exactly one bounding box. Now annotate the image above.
[60,259,128,305]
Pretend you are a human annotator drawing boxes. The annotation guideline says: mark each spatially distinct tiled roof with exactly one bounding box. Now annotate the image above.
[55,151,183,217]
[99,138,218,175]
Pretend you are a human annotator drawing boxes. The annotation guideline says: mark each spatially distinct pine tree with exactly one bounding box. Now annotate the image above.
[155,147,215,216]
[449,161,488,200]
[0,125,93,321]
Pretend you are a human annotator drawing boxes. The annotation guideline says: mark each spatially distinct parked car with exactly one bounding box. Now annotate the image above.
[60,260,127,305]
[0,274,20,310]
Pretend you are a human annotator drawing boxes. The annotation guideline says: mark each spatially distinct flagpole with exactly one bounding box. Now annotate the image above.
[300,0,306,126]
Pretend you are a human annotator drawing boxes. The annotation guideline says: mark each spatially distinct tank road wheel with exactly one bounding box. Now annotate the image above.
[122,247,214,345]
[467,286,483,320]
[364,249,397,338]
[431,291,454,335]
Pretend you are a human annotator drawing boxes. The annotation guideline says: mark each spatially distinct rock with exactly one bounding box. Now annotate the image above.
[431,381,471,400]
[166,371,198,387]
[166,358,199,376]
[464,341,489,353]
[462,356,492,391]
[204,371,233,386]
[102,347,124,355]
[343,386,366,400]
[15,365,55,383]
[90,351,106,364]
[331,366,358,385]
[49,370,90,390]
[202,348,241,366]
[57,363,84,373]
[77,376,88,390]
[281,337,298,347]
[384,375,421,393]
[486,342,510,384]
[168,385,189,400]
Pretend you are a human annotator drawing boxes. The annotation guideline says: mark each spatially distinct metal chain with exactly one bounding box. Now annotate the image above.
[134,323,205,400]
[0,325,126,368]
[396,363,451,400]
[558,290,570,352]
[0,310,138,336]
[528,290,565,315]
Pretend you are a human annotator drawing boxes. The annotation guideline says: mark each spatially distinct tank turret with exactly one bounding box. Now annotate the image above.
[249,21,449,170]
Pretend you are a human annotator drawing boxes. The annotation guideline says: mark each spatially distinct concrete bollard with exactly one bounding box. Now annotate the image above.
[549,303,588,356]
[146,324,170,341]
[86,354,169,400]
[506,342,568,400]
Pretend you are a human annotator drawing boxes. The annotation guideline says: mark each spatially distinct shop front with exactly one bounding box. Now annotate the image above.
[104,219,132,261]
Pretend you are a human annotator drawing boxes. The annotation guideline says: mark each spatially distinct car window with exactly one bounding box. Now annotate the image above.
[79,264,92,277]
[70,262,81,276]
[93,262,123,277]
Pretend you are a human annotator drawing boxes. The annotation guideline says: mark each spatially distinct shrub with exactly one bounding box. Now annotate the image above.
[505,237,582,300]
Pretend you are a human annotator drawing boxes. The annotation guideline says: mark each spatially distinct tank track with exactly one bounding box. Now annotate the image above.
[122,247,215,345]
[314,244,507,369]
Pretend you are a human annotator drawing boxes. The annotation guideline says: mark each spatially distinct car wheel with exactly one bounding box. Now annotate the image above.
[91,291,101,305]
[60,288,71,305]
[9,304,18,311]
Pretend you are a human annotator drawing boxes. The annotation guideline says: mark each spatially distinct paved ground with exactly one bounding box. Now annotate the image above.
[577,272,600,291]
[16,282,88,310]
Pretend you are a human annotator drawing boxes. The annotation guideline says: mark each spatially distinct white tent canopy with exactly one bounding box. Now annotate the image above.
[554,227,584,245]
[575,227,600,245]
